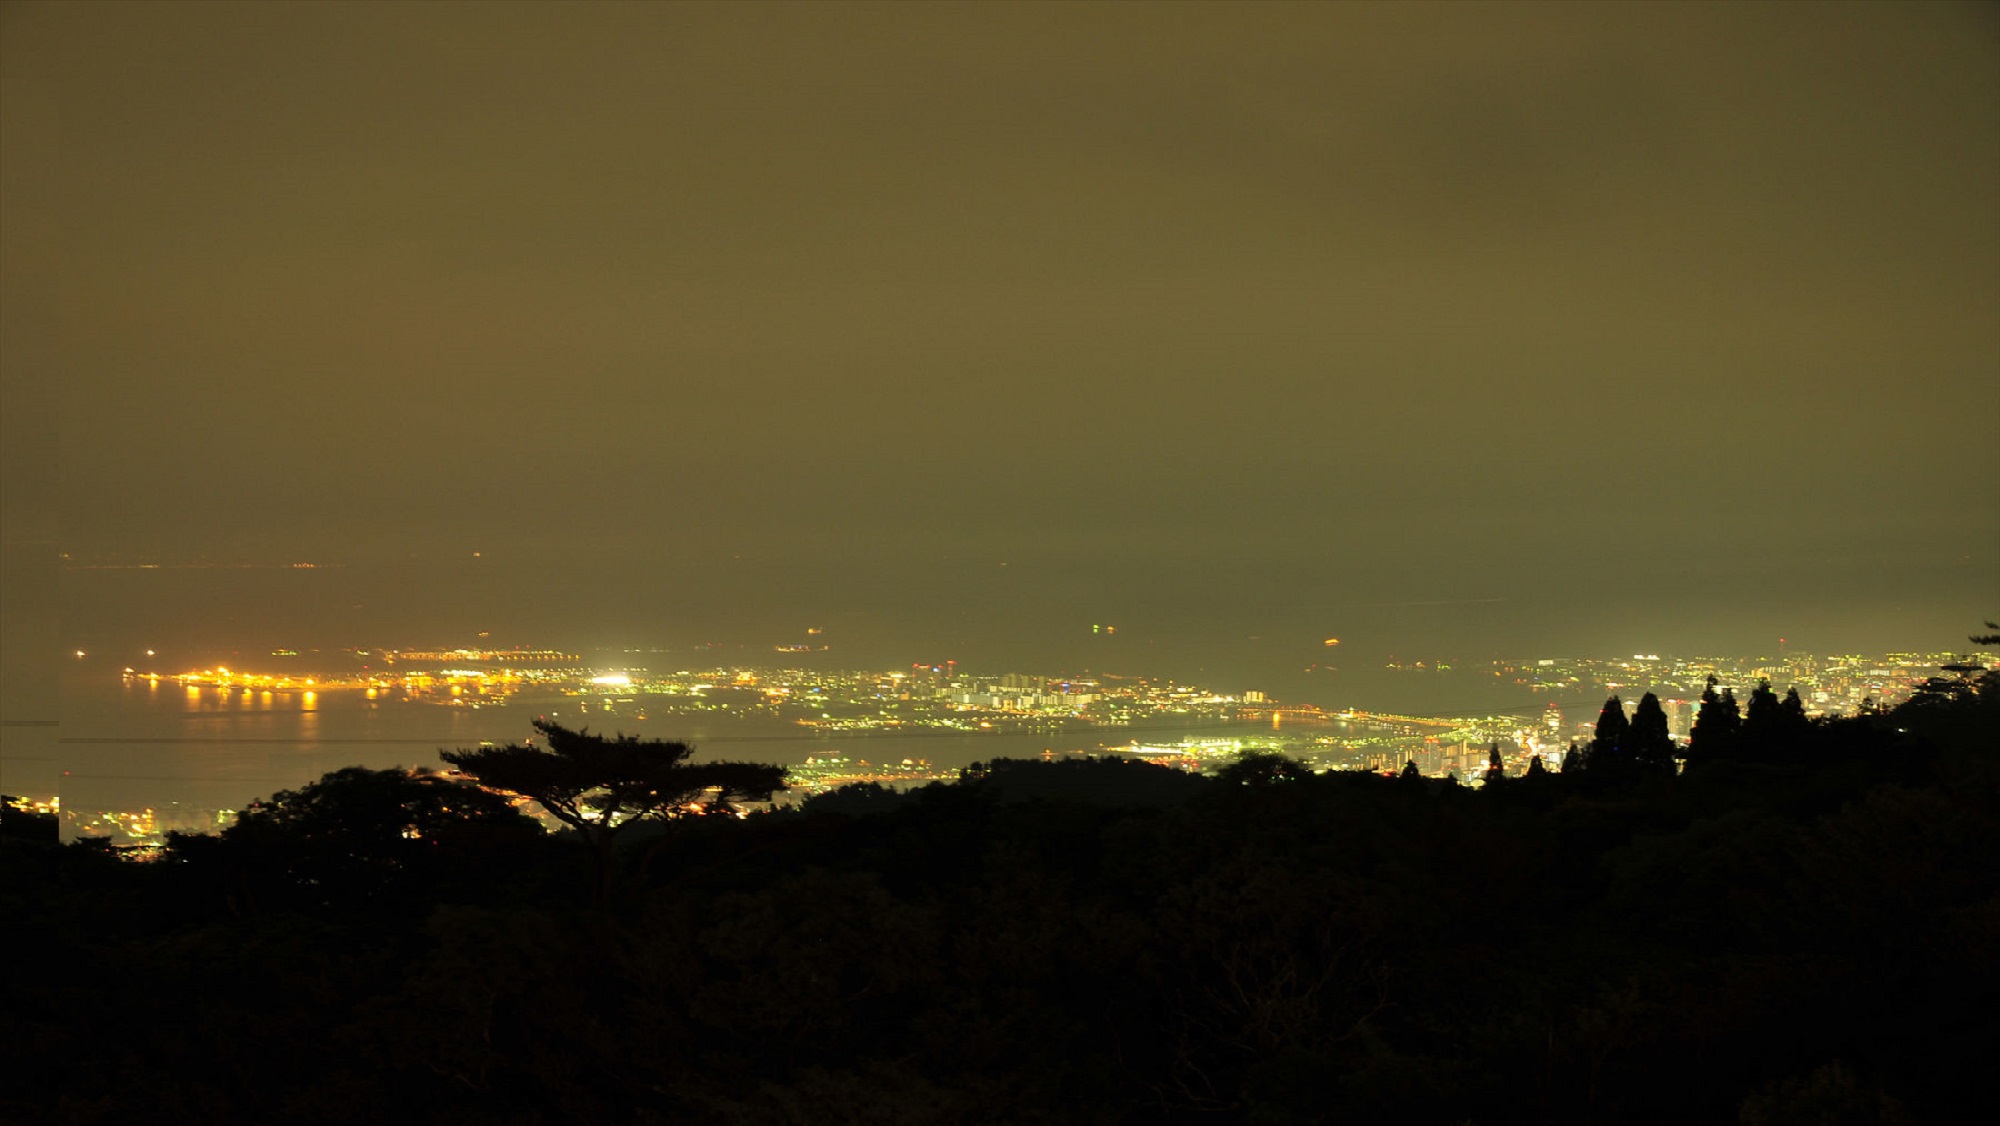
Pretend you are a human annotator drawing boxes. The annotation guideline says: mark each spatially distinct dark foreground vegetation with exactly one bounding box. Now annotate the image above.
[6,647,1996,1125]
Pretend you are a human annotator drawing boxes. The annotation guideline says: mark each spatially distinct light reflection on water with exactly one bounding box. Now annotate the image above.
[59,672,1265,814]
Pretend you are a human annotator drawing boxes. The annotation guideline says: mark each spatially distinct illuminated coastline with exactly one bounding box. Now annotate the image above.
[64,644,1969,845]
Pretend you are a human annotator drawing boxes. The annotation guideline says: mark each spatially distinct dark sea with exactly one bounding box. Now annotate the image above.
[50,657,1304,819]
[41,561,1560,820]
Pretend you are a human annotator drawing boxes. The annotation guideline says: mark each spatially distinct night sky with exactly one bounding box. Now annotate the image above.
[3,3,1996,701]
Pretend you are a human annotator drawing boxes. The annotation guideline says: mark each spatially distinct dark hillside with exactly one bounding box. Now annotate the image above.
[7,664,1994,1125]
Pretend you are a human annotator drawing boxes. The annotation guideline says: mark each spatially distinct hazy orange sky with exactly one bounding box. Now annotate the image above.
[4,2,1995,689]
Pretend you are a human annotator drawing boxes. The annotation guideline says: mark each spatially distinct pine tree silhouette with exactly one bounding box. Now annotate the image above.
[1780,687,1808,726]
[1688,675,1742,767]
[1628,692,1677,776]
[1743,679,1782,732]
[1589,696,1631,773]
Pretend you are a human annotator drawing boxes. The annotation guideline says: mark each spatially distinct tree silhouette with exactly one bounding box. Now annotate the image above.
[1628,692,1677,776]
[1886,633,2000,766]
[1218,751,1314,787]
[17,629,1999,1125]
[1742,679,1784,747]
[1688,676,1741,767]
[1483,742,1506,786]
[1780,687,1808,726]
[1909,630,1996,711]
[1762,687,1817,762]
[0,796,58,844]
[191,765,543,909]
[1561,741,1584,773]
[801,781,912,817]
[1589,696,1631,774]
[441,720,787,901]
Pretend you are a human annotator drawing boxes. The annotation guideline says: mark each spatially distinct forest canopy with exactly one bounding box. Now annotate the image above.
[9,643,1995,1125]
